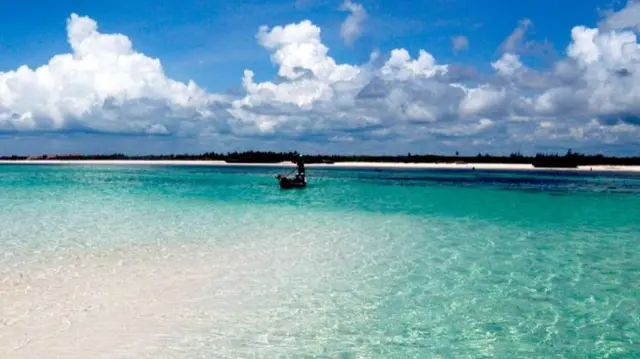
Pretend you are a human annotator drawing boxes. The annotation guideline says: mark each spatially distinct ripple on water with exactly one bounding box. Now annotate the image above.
[0,165,639,358]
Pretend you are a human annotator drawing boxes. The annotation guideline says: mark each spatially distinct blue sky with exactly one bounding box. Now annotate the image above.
[0,0,611,90]
[0,0,639,155]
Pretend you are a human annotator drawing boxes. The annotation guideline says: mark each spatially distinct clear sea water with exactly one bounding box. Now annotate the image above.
[0,164,638,358]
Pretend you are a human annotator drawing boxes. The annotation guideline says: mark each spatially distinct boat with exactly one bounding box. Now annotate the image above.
[276,155,308,189]
[276,174,307,189]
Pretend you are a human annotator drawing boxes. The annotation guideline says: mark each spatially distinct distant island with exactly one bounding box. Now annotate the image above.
[1,149,639,168]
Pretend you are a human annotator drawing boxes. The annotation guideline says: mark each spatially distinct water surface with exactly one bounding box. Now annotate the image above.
[1,164,638,358]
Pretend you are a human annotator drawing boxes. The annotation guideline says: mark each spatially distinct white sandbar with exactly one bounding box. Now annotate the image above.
[1,159,639,172]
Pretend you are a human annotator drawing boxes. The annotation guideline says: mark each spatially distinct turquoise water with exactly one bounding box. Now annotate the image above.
[1,164,639,358]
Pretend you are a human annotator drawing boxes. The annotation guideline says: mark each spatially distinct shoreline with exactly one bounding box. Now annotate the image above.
[1,159,639,172]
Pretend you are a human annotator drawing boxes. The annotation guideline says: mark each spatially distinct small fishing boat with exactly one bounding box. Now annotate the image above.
[276,174,306,189]
[276,155,307,189]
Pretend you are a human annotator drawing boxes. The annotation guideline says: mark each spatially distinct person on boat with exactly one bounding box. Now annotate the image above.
[294,155,306,184]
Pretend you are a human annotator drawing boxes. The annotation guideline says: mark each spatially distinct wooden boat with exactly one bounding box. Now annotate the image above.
[276,174,306,189]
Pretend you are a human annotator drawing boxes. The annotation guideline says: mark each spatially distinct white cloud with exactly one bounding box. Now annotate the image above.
[233,19,364,134]
[339,0,367,45]
[380,49,448,80]
[451,35,470,53]
[1,9,640,155]
[0,13,225,135]
[492,53,523,76]
[459,86,507,117]
[254,20,360,84]
[599,0,640,31]
[499,18,532,53]
[538,25,640,119]
[498,18,558,59]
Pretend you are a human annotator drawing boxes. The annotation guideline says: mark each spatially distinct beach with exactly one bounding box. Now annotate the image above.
[1,163,638,358]
[1,159,639,172]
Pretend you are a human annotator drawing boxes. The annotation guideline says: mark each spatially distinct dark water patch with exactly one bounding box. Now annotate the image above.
[3,163,640,199]
[313,170,640,196]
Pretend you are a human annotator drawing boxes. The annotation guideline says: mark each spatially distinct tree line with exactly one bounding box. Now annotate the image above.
[1,149,639,167]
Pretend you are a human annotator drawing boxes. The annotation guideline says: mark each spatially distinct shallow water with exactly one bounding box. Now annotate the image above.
[1,164,639,358]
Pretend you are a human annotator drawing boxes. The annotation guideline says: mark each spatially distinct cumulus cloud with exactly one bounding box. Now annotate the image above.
[537,25,640,121]
[492,53,523,76]
[339,0,367,45]
[451,35,470,53]
[233,20,365,135]
[0,13,226,136]
[380,49,448,80]
[599,0,640,31]
[1,9,640,155]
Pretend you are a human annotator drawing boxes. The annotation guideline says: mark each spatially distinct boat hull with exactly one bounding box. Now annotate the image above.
[277,176,306,189]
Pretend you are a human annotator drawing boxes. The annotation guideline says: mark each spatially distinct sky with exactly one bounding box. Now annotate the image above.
[1,0,639,156]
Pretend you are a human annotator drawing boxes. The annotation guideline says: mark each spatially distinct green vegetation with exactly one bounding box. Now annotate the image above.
[2,149,639,167]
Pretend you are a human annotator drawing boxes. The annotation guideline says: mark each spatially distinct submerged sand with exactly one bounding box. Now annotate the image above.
[1,244,232,358]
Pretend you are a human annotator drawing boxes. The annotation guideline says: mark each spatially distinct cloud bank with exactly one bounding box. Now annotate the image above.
[0,14,227,137]
[1,4,640,155]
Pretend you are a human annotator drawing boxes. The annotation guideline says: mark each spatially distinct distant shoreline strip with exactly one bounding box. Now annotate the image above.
[1,160,639,173]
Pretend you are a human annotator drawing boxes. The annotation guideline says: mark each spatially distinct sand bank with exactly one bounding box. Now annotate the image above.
[312,161,640,173]
[0,243,237,358]
[0,159,639,172]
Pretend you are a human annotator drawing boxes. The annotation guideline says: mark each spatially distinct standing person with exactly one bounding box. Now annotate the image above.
[295,154,306,183]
